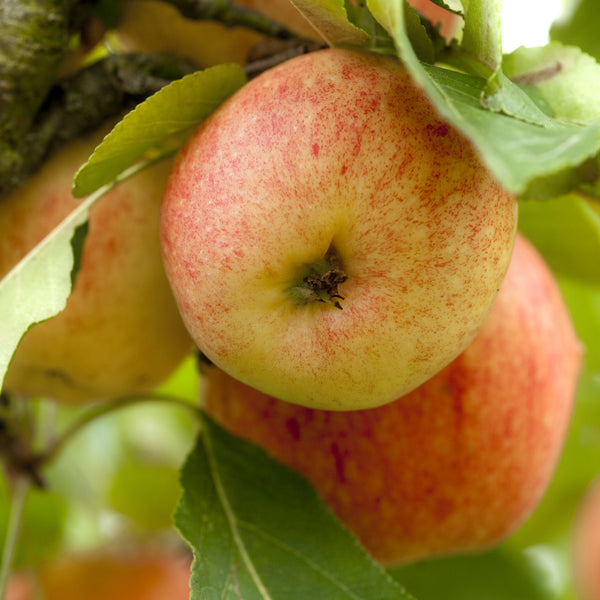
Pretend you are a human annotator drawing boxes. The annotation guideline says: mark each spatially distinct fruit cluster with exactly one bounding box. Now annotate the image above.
[0,0,590,597]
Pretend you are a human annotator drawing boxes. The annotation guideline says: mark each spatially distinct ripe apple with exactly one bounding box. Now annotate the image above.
[161,47,518,410]
[572,477,600,600]
[114,0,322,69]
[6,548,191,600]
[407,0,462,42]
[202,234,581,565]
[0,123,192,403]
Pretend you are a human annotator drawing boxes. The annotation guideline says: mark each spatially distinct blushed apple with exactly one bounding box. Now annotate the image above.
[203,234,581,565]
[573,476,600,600]
[161,48,518,410]
[0,123,192,403]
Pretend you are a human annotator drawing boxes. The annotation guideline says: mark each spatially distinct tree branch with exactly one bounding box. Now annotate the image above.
[161,0,297,38]
[1,52,195,197]
[0,0,84,194]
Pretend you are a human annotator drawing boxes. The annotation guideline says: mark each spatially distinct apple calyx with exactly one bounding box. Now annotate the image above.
[287,247,348,310]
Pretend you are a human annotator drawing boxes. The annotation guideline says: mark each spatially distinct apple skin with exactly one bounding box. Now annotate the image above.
[202,234,581,565]
[6,549,191,600]
[573,477,600,600]
[407,0,462,42]
[161,47,518,410]
[114,0,322,69]
[0,123,192,403]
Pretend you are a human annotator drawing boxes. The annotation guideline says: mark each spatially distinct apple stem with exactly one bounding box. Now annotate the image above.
[287,247,348,310]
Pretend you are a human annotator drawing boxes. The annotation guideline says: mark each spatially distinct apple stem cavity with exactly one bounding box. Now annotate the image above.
[287,246,348,310]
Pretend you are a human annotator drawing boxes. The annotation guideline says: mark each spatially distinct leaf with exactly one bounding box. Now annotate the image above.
[109,462,181,530]
[388,547,554,600]
[551,0,600,63]
[481,70,554,125]
[0,161,153,392]
[367,0,600,194]
[517,195,600,283]
[504,42,600,125]
[175,413,413,600]
[289,0,371,47]
[72,63,247,197]
[420,64,599,193]
[0,196,91,391]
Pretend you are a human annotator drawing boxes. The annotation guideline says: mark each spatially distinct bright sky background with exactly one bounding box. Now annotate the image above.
[501,0,564,53]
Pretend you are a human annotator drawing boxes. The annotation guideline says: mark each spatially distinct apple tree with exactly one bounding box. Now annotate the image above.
[0,0,600,599]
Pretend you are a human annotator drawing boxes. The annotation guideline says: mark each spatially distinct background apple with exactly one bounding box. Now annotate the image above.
[572,476,600,600]
[407,0,462,42]
[0,122,192,403]
[160,47,518,411]
[6,547,191,600]
[113,0,322,69]
[202,233,581,565]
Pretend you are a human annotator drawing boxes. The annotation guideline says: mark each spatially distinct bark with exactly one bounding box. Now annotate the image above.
[0,0,84,192]
[0,0,310,196]
[162,0,296,38]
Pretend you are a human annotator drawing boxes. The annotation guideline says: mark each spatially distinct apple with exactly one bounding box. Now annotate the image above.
[114,0,322,69]
[202,234,582,565]
[6,548,191,600]
[407,0,462,42]
[0,122,192,403]
[572,477,600,600]
[161,47,518,410]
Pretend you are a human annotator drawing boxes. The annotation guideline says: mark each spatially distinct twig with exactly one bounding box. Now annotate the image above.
[0,476,31,599]
[35,393,200,468]
[162,0,296,38]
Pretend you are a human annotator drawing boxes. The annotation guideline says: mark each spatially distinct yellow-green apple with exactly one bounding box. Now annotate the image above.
[161,48,518,410]
[113,0,262,68]
[6,547,191,600]
[113,0,321,69]
[0,123,192,403]
[202,234,581,565]
[572,477,600,600]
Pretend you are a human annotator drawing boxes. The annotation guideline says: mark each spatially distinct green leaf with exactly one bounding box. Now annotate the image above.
[109,462,182,531]
[504,42,600,125]
[389,547,554,600]
[0,196,91,391]
[419,64,599,193]
[558,276,600,372]
[175,413,413,600]
[72,63,247,197]
[551,0,600,63]
[0,160,158,393]
[289,0,371,46]
[367,0,600,194]
[482,70,554,125]
[403,2,436,63]
[517,195,600,283]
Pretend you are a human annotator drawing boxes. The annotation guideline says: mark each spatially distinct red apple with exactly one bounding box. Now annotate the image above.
[573,477,600,600]
[202,234,581,565]
[0,123,192,403]
[161,47,517,411]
